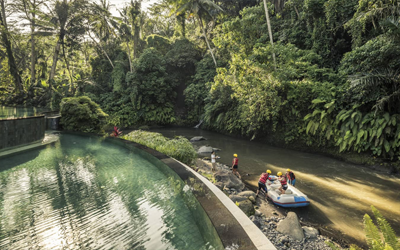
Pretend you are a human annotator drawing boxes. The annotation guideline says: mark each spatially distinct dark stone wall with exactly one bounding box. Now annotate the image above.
[0,116,46,150]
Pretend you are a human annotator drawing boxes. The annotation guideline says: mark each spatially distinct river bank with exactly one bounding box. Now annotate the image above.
[193,158,345,250]
[151,127,400,248]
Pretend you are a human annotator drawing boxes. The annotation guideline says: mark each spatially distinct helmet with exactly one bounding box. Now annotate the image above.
[277,172,282,176]
[266,170,272,174]
[287,169,291,172]
[233,154,238,157]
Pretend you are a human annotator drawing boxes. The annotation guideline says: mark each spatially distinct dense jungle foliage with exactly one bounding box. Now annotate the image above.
[1,0,400,161]
[60,96,108,133]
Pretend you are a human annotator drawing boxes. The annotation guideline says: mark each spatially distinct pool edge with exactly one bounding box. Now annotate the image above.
[108,136,276,250]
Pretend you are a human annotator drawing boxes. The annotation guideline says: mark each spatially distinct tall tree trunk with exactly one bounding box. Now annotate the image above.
[126,42,133,72]
[49,36,62,81]
[263,0,277,69]
[0,1,23,93]
[30,11,36,85]
[88,31,114,68]
[133,24,140,58]
[198,16,217,67]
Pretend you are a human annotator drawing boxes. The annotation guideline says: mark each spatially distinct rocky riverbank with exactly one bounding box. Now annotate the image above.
[193,158,344,250]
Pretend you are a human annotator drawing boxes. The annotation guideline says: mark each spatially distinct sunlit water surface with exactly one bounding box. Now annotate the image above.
[152,128,400,245]
[0,134,217,250]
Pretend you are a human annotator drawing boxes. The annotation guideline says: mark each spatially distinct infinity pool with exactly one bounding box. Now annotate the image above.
[0,134,221,250]
[0,106,48,118]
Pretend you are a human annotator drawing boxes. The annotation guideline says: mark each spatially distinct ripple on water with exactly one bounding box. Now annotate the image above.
[0,134,212,250]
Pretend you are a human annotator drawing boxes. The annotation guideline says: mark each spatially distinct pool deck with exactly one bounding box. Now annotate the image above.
[111,137,277,250]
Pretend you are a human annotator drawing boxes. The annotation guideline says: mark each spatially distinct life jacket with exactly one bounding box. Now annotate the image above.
[259,173,269,184]
[232,158,239,165]
[286,171,296,180]
[280,176,287,185]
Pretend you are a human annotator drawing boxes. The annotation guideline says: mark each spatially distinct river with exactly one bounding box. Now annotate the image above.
[151,127,400,247]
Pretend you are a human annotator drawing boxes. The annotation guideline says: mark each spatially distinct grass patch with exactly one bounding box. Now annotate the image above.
[122,130,197,165]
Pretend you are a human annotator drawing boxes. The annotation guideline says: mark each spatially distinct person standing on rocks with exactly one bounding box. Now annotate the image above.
[285,168,296,186]
[277,172,288,194]
[256,169,271,199]
[231,154,241,179]
[211,151,219,172]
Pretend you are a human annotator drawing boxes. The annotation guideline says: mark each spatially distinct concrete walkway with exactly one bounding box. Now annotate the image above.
[173,159,277,250]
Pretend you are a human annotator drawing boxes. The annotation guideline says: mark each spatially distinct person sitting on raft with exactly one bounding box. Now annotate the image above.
[285,168,296,186]
[277,172,288,195]
[256,169,272,199]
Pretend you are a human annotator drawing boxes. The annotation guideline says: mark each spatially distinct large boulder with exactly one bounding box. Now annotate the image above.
[214,171,245,191]
[237,191,257,199]
[237,200,255,216]
[198,146,214,154]
[190,136,207,142]
[229,195,248,203]
[302,226,319,239]
[277,212,305,241]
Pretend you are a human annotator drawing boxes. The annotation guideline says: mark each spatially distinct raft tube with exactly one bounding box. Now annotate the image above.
[266,176,310,208]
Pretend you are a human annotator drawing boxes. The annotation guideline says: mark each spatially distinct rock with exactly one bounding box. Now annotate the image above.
[190,136,207,142]
[214,170,245,191]
[248,196,256,204]
[237,200,255,216]
[279,236,289,243]
[255,210,262,217]
[237,191,257,199]
[277,212,305,241]
[198,146,214,154]
[229,195,248,203]
[212,148,221,151]
[214,182,224,190]
[302,226,319,239]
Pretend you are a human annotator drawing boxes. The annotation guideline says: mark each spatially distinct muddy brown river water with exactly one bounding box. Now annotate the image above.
[152,127,400,247]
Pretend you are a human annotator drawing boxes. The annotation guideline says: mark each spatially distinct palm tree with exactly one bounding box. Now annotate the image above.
[174,0,222,67]
[262,0,276,69]
[12,0,45,86]
[0,0,23,93]
[88,0,120,68]
[38,0,88,84]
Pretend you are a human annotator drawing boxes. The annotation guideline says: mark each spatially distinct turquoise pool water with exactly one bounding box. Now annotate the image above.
[0,134,221,250]
[0,106,47,118]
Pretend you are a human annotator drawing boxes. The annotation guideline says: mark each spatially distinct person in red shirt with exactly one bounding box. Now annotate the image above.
[285,168,296,186]
[277,172,288,194]
[231,154,241,179]
[256,169,272,198]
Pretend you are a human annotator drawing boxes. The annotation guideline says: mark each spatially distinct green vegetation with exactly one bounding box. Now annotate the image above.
[60,96,108,133]
[1,0,400,163]
[122,130,197,164]
[327,206,400,250]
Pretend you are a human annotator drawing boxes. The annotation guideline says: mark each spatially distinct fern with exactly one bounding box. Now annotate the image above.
[364,213,384,249]
[362,206,400,250]
[371,206,400,250]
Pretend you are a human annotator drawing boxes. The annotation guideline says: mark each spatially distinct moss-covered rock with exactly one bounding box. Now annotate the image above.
[60,96,108,133]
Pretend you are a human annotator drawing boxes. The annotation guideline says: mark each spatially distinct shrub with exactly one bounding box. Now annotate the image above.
[60,96,108,133]
[122,130,197,165]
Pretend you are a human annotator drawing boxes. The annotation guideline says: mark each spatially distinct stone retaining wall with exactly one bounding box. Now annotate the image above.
[0,116,46,150]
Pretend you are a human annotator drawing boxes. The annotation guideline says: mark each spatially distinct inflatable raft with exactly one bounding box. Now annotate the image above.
[266,176,310,208]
